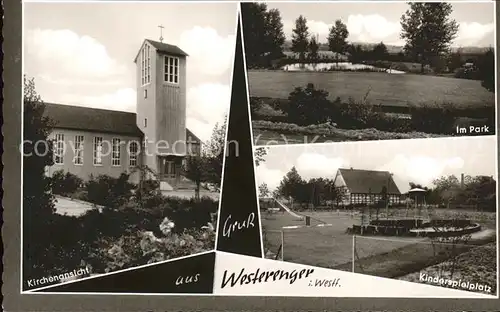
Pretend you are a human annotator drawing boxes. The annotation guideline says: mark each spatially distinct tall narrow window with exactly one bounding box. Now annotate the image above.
[93,137,103,166]
[164,160,176,178]
[54,133,65,165]
[141,44,151,86]
[144,118,147,128]
[129,141,138,167]
[164,55,179,84]
[74,135,84,165]
[112,138,121,166]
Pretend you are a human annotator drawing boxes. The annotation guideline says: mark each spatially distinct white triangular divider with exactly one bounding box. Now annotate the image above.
[213,251,494,298]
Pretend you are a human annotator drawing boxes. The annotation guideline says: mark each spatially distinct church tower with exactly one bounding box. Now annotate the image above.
[134,38,188,189]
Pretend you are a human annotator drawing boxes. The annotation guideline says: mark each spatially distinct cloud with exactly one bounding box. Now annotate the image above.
[378,154,465,190]
[296,153,347,180]
[58,88,136,112]
[25,29,126,80]
[180,26,235,77]
[455,22,495,46]
[256,164,285,191]
[186,83,230,142]
[346,14,401,44]
[283,19,331,42]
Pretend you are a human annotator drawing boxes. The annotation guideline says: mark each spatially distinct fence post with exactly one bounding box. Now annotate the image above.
[281,230,284,261]
[352,234,356,273]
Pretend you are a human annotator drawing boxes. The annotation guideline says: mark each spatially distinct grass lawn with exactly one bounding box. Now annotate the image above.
[248,70,495,108]
[262,209,497,280]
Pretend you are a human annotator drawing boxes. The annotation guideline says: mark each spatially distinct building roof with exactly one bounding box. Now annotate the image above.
[134,39,188,62]
[186,128,201,144]
[43,102,200,141]
[338,168,401,195]
[43,103,143,136]
[146,39,189,57]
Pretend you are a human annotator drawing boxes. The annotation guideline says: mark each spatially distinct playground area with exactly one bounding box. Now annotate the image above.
[260,197,497,289]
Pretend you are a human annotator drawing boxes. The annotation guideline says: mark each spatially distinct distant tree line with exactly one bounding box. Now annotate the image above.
[409,174,496,211]
[256,161,496,212]
[242,2,494,92]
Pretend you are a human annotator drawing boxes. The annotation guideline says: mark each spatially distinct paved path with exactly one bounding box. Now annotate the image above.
[54,196,97,217]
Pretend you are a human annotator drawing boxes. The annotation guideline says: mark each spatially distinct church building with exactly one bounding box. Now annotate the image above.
[44,39,202,191]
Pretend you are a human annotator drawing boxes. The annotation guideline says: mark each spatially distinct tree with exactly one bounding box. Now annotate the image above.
[203,116,227,188]
[327,19,349,63]
[372,42,389,61]
[241,3,286,67]
[184,116,227,200]
[259,183,270,198]
[276,166,305,201]
[432,174,461,205]
[457,175,496,211]
[346,43,364,63]
[23,76,56,277]
[400,3,459,73]
[264,8,286,59]
[291,15,309,61]
[184,155,210,201]
[254,147,267,167]
[308,34,320,60]
[478,48,495,92]
[241,2,269,67]
[447,51,463,72]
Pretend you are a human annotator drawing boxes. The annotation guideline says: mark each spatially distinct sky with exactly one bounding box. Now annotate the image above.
[24,2,238,142]
[271,1,495,47]
[255,136,497,194]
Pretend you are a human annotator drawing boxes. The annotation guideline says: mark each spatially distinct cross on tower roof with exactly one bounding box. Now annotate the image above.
[158,25,164,43]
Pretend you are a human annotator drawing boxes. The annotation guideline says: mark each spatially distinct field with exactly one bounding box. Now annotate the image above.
[248,70,495,108]
[262,209,497,281]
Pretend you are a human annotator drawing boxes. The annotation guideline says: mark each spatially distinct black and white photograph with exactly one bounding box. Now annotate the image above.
[255,136,497,295]
[242,1,496,145]
[22,1,236,291]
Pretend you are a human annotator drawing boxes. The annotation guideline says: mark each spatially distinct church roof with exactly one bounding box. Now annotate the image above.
[43,103,143,136]
[43,103,200,142]
[134,39,188,62]
[146,39,189,57]
[338,168,401,195]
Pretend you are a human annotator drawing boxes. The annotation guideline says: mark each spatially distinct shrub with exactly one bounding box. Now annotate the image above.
[85,173,135,209]
[51,170,84,196]
[287,83,333,126]
[454,68,480,80]
[366,114,413,133]
[335,97,381,129]
[410,103,457,134]
[478,49,495,92]
[249,97,263,116]
[89,222,216,273]
[135,178,160,202]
